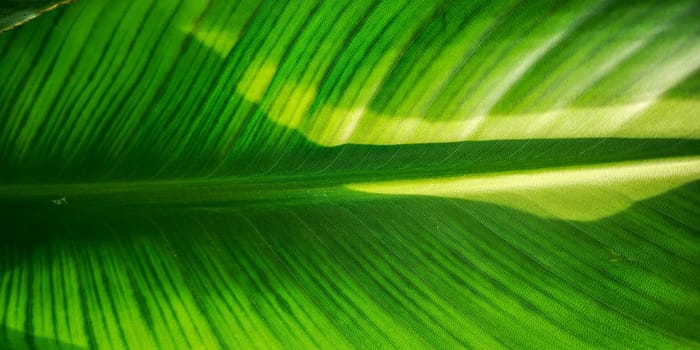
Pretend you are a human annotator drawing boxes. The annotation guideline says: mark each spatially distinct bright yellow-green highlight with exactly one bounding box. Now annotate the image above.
[346,156,700,221]
[182,1,700,147]
[182,1,261,58]
[240,52,700,146]
[187,26,240,57]
[238,60,278,103]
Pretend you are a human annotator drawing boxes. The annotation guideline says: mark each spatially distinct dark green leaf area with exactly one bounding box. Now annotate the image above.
[1,181,699,349]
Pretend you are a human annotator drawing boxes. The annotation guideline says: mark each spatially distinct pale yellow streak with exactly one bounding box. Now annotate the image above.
[346,156,700,221]
[246,75,700,146]
[186,26,240,57]
[182,1,256,58]
[611,44,700,134]
[457,31,570,138]
[288,100,697,146]
[267,79,318,128]
[237,60,278,103]
[187,19,700,147]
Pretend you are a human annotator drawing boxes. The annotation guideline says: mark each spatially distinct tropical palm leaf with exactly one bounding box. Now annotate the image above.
[0,0,699,348]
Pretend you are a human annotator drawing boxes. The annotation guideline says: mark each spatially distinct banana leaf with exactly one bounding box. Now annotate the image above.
[0,0,699,348]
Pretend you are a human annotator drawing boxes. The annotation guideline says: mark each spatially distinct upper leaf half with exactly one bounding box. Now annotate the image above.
[0,0,698,183]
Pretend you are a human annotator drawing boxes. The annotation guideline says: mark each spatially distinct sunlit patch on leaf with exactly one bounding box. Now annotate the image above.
[0,0,699,348]
[347,156,700,220]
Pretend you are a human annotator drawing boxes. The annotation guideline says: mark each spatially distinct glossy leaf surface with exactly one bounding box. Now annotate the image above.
[1,0,699,348]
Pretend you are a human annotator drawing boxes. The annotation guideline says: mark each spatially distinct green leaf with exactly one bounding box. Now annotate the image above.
[0,0,73,33]
[1,0,699,349]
